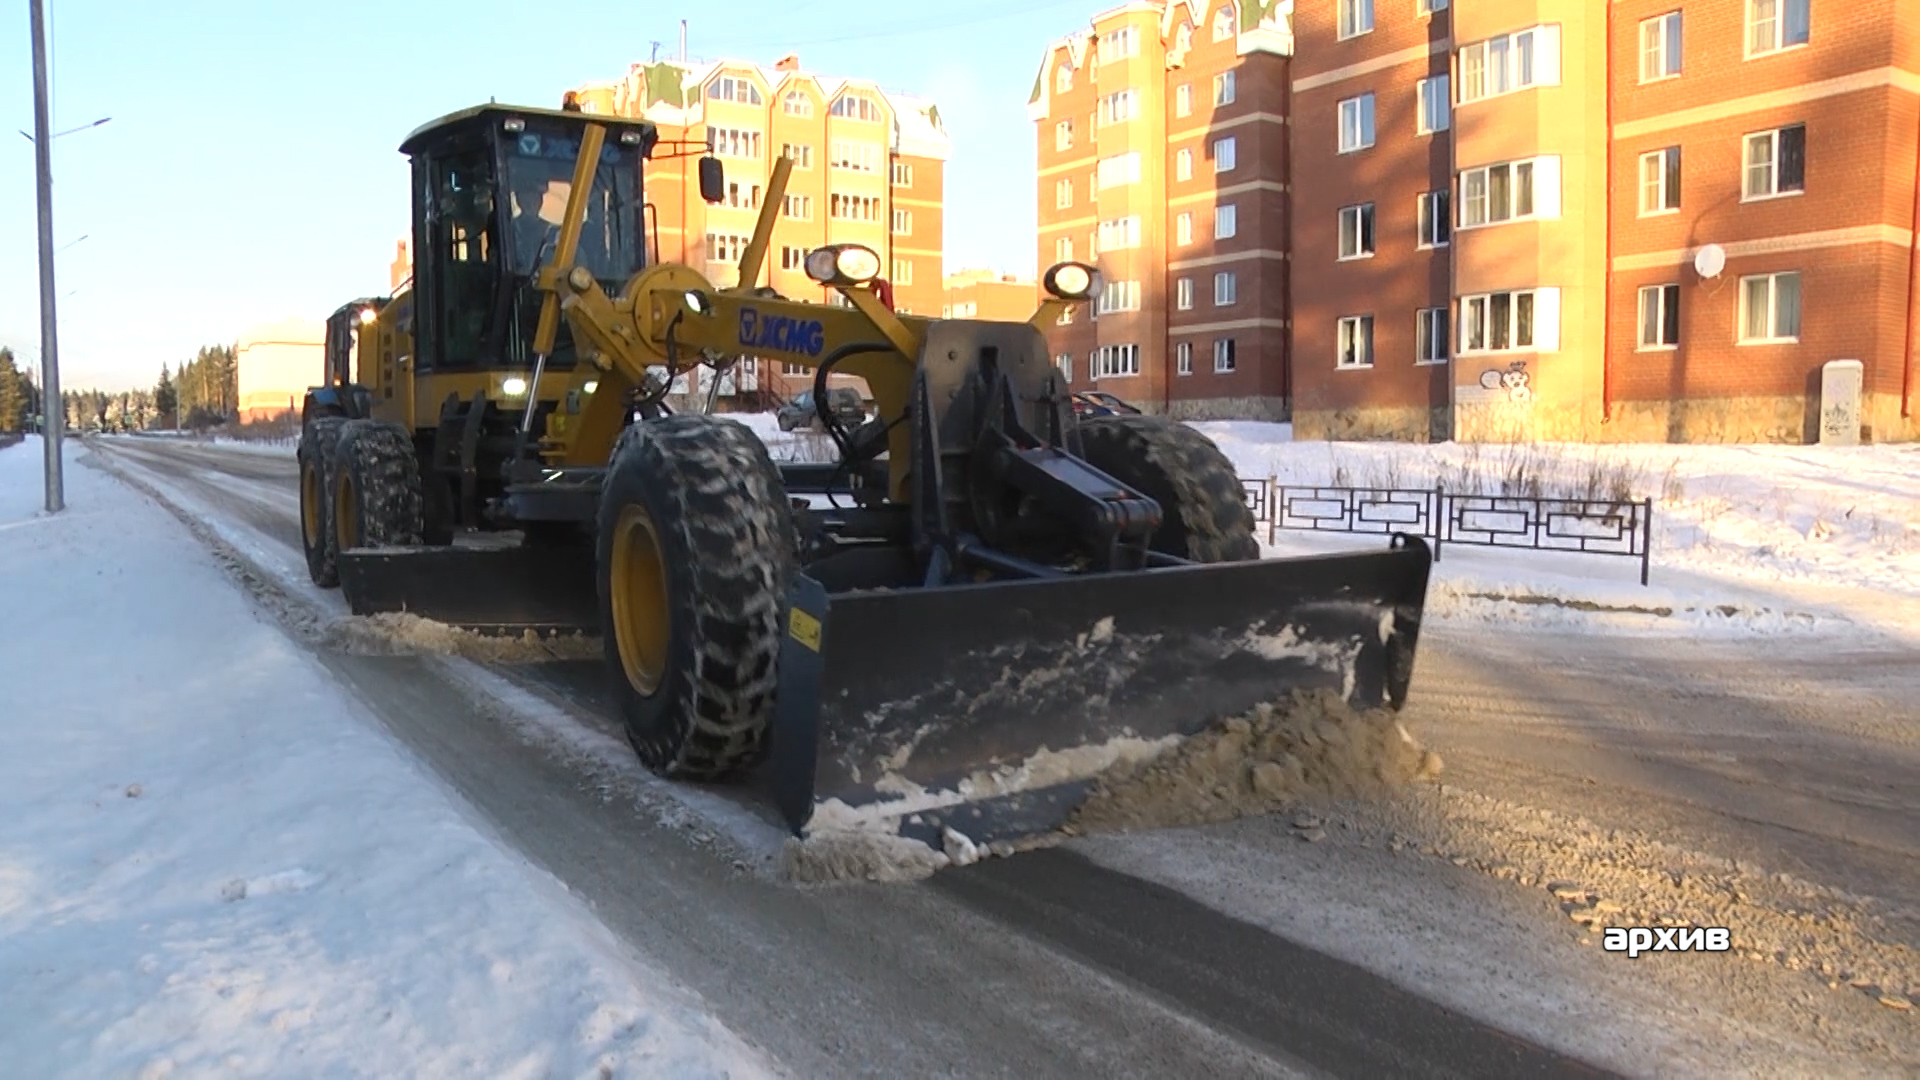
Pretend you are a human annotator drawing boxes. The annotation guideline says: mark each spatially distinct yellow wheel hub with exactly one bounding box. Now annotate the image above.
[609,503,671,696]
[334,471,359,555]
[300,462,323,548]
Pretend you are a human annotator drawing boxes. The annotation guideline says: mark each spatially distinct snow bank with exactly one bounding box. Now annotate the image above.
[0,437,776,1078]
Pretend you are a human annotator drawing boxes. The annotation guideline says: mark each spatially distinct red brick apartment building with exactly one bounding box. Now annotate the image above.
[1030,2,1298,420]
[1291,0,1920,443]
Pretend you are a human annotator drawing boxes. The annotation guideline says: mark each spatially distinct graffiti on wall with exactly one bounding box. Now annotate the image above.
[1476,361,1532,404]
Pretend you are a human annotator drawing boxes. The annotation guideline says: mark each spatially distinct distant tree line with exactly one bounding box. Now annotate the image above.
[0,343,238,434]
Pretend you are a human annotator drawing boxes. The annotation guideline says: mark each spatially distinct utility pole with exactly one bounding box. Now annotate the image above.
[29,0,64,512]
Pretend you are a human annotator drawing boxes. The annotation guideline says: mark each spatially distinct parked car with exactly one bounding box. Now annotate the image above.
[777,387,867,432]
[1071,391,1143,418]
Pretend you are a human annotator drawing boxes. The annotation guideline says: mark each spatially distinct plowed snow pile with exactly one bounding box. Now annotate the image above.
[781,690,1442,885]
[325,612,601,663]
[1071,689,1444,834]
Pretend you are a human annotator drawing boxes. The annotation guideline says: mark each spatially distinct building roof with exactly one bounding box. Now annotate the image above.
[1026,1,1295,120]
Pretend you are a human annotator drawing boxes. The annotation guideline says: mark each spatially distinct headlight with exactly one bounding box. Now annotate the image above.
[582,380,599,394]
[501,377,529,396]
[1044,261,1099,301]
[358,306,379,324]
[804,244,882,287]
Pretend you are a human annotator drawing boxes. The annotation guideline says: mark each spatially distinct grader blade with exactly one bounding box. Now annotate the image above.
[769,535,1432,848]
[336,544,600,636]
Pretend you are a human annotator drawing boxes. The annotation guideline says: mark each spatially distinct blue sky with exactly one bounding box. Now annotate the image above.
[0,0,1090,392]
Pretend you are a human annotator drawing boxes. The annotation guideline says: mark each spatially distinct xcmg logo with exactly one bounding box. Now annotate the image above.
[738,307,825,358]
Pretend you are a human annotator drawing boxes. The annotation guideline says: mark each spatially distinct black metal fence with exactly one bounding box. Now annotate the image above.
[1238,479,1655,586]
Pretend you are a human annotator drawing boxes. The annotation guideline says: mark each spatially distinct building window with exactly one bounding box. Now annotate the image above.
[1096,280,1141,314]
[1216,203,1237,239]
[1214,271,1237,306]
[781,143,813,169]
[723,182,761,210]
[1417,308,1448,364]
[780,246,808,270]
[1639,147,1681,214]
[784,194,813,221]
[1459,288,1559,353]
[891,162,913,187]
[1176,212,1193,245]
[1212,8,1233,42]
[1418,190,1450,247]
[1739,271,1801,342]
[891,259,913,286]
[830,141,879,172]
[1743,124,1806,199]
[709,75,763,105]
[1098,216,1142,251]
[1338,0,1375,39]
[705,232,750,264]
[1057,65,1074,93]
[1213,338,1237,373]
[1212,136,1237,172]
[1458,157,1560,227]
[1214,71,1236,106]
[1177,277,1194,310]
[892,209,912,234]
[783,91,813,117]
[1417,76,1450,134]
[1638,284,1680,348]
[1056,178,1074,209]
[830,92,884,121]
[1339,204,1375,259]
[1747,0,1810,57]
[1099,26,1139,61]
[1458,26,1562,104]
[1095,343,1142,376]
[1338,316,1374,368]
[1101,89,1140,126]
[1176,148,1193,181]
[950,301,978,317]
[1055,237,1074,262]
[1176,342,1193,375]
[783,362,807,376]
[828,193,879,221]
[1419,0,1448,12]
[1176,84,1192,117]
[711,127,762,159]
[1099,151,1142,188]
[1056,120,1074,151]
[1338,94,1376,152]
[1641,12,1683,81]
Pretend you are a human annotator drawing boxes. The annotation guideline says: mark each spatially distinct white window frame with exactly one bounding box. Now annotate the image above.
[1419,0,1448,13]
[1055,237,1074,263]
[1094,343,1142,377]
[1176,148,1193,181]
[829,141,878,172]
[1457,26,1562,105]
[1457,287,1561,354]
[1215,71,1236,107]
[1339,94,1376,152]
[711,127,763,160]
[1742,124,1806,200]
[1096,280,1142,315]
[1212,137,1237,173]
[1057,65,1074,94]
[1213,338,1237,373]
[1176,341,1193,375]
[1176,212,1193,245]
[1176,83,1192,117]
[783,194,813,221]
[1738,271,1801,343]
[1416,308,1449,365]
[891,259,913,286]
[1215,203,1237,239]
[1101,89,1140,126]
[1212,8,1234,42]
[1099,26,1139,62]
[1338,0,1375,40]
[1177,277,1194,310]
[1098,216,1142,251]
[1055,120,1074,151]
[1337,316,1374,369]
[780,246,809,271]
[891,162,913,187]
[1099,151,1143,189]
[783,91,813,117]
[1417,190,1450,248]
[1338,203,1375,260]
[1055,178,1074,209]
[781,143,813,169]
[1417,76,1450,134]
[1639,147,1681,215]
[1638,284,1680,349]
[1745,0,1810,58]
[1457,156,1561,228]
[1640,12,1683,82]
[892,209,913,234]
[1214,271,1238,306]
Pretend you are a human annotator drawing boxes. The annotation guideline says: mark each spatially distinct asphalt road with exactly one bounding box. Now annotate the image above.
[86,434,1920,1076]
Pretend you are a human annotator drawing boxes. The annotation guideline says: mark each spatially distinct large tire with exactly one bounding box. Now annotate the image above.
[1077,414,1259,563]
[298,414,349,587]
[596,414,798,779]
[329,420,424,567]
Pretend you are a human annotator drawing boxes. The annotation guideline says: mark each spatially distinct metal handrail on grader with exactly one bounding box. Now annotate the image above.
[296,100,1434,849]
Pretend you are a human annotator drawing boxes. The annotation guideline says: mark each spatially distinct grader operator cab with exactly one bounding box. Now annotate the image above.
[298,101,1434,849]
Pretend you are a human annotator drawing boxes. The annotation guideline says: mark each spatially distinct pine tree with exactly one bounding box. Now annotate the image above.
[155,365,178,428]
[0,347,25,433]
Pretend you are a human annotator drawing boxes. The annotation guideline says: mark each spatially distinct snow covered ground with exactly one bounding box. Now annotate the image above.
[0,437,777,1078]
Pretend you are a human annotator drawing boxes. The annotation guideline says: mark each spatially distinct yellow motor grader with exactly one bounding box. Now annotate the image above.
[297,101,1433,846]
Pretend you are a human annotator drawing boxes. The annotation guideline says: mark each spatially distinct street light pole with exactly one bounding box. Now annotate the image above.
[29,0,64,512]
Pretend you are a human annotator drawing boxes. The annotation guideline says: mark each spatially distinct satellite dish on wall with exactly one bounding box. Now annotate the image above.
[1694,244,1726,279]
